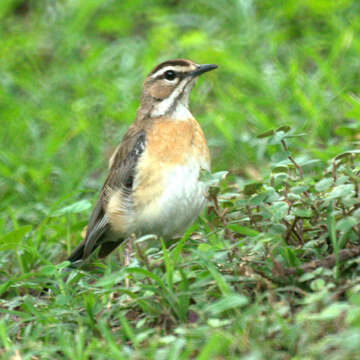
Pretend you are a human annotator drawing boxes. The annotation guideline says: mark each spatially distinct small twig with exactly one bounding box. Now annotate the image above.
[340,203,348,217]
[277,285,308,297]
[284,217,300,245]
[330,279,360,301]
[124,235,134,290]
[203,216,215,232]
[245,205,260,231]
[270,252,286,278]
[251,267,285,286]
[288,154,304,179]
[284,170,290,208]
[351,225,360,237]
[348,161,359,198]
[283,218,303,245]
[332,159,337,185]
[308,202,321,225]
[347,203,360,216]
[134,240,152,273]
[281,139,303,179]
[283,245,360,276]
[250,246,360,285]
[297,218,304,240]
[353,177,359,198]
[208,193,235,242]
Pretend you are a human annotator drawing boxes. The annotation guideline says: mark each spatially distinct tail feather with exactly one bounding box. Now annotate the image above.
[66,237,124,265]
[98,241,123,258]
[67,239,88,264]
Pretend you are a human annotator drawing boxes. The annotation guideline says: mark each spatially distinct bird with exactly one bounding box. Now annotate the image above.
[67,59,218,265]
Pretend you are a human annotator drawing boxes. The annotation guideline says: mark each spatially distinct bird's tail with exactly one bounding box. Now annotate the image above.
[67,239,87,264]
[66,238,123,265]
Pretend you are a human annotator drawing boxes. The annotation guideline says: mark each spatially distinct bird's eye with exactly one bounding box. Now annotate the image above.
[164,70,176,81]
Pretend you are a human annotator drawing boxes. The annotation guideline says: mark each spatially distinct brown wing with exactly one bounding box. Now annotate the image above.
[67,126,146,264]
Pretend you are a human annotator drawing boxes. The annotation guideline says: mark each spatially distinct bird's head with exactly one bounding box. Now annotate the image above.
[140,59,217,118]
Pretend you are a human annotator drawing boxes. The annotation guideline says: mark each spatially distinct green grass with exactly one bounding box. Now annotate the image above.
[1,0,360,358]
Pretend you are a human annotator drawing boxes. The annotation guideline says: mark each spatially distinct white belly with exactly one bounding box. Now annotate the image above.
[135,161,208,238]
[107,117,211,239]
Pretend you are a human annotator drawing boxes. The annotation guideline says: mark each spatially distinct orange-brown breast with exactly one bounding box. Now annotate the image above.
[133,117,210,210]
[146,117,210,165]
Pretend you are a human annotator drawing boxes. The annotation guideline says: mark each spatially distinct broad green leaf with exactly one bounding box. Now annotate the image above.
[243,182,263,195]
[206,262,232,296]
[268,131,288,145]
[315,178,332,192]
[52,199,91,217]
[328,184,354,199]
[270,201,288,220]
[337,217,357,232]
[249,192,267,205]
[297,159,321,167]
[205,294,248,315]
[294,208,312,218]
[311,278,326,291]
[287,193,301,201]
[276,125,291,133]
[257,129,274,138]
[227,224,259,237]
[335,149,360,161]
[313,303,350,320]
[269,223,287,234]
[0,225,32,251]
[272,165,288,173]
[126,267,164,288]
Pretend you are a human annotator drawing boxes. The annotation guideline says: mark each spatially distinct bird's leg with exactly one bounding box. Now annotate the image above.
[124,234,135,289]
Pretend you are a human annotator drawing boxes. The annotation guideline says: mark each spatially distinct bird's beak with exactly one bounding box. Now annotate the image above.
[190,64,218,77]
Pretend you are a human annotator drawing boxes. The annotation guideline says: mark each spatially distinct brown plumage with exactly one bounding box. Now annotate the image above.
[67,59,217,265]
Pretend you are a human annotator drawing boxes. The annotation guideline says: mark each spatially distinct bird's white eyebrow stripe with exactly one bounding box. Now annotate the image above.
[151,65,192,79]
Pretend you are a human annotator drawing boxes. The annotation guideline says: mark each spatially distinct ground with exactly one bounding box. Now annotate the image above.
[1,0,360,359]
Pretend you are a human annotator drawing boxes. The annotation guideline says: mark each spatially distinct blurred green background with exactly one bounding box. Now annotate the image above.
[1,0,359,231]
[2,1,360,358]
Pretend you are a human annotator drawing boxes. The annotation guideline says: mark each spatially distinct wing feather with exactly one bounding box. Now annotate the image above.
[67,127,146,263]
